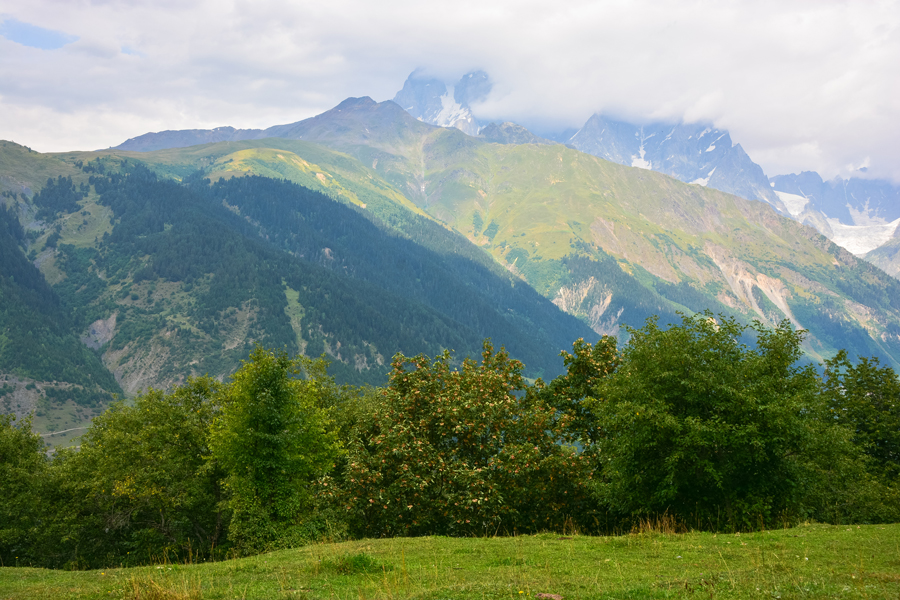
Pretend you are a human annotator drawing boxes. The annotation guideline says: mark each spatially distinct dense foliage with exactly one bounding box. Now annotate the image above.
[1,316,899,569]
[0,414,46,566]
[588,314,868,530]
[210,348,340,553]
[38,377,226,568]
[31,176,87,220]
[0,348,343,568]
[531,334,619,447]
[342,341,592,537]
[822,350,900,481]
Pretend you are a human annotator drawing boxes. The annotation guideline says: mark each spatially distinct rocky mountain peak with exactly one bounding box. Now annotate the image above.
[392,70,491,136]
[567,116,782,210]
[333,96,378,110]
[453,71,491,107]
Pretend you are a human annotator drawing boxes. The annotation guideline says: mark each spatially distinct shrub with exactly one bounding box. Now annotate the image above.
[822,350,900,482]
[0,415,47,566]
[38,377,227,567]
[342,340,592,537]
[588,312,873,530]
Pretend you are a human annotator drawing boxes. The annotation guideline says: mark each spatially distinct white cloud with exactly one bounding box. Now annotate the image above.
[0,0,898,182]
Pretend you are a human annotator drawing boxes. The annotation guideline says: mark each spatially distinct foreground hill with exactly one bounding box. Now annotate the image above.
[1,524,898,599]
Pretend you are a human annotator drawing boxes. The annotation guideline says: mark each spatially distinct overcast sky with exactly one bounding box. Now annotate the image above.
[1,0,898,182]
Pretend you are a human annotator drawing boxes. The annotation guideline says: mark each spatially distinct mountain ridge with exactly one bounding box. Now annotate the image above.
[6,92,900,394]
[113,97,438,154]
[249,97,900,368]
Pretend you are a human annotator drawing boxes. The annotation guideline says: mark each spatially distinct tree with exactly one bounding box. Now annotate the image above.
[822,350,900,481]
[342,341,592,537]
[209,346,341,553]
[532,336,619,447]
[37,377,227,568]
[0,415,47,566]
[588,312,862,530]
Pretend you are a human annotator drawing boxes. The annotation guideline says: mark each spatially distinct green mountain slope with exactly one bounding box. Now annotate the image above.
[0,198,122,438]
[866,236,900,279]
[0,141,83,198]
[5,82,900,429]
[242,98,900,367]
[0,141,596,406]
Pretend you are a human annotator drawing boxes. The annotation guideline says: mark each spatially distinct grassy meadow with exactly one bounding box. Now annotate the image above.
[1,523,898,599]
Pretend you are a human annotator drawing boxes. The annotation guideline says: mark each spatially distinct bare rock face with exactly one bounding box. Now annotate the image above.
[704,243,800,329]
[552,277,623,336]
[80,313,117,350]
[0,376,42,423]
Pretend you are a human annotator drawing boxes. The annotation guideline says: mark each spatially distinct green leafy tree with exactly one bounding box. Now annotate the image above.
[37,377,227,567]
[0,415,47,566]
[342,341,592,537]
[210,347,341,553]
[822,350,900,481]
[532,336,619,446]
[588,312,866,530]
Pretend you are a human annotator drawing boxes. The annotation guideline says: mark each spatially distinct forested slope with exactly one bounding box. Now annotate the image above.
[1,140,596,412]
[74,164,591,389]
[0,195,121,426]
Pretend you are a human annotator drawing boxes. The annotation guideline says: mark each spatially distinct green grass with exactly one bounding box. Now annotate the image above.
[0,140,83,197]
[55,195,114,249]
[31,398,98,448]
[1,523,898,599]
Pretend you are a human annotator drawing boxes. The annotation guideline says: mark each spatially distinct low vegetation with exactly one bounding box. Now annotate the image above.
[1,313,898,574]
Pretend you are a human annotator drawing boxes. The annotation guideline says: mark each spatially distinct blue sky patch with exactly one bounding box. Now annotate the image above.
[0,18,78,50]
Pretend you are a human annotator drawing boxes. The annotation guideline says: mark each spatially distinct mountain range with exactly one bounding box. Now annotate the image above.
[113,70,900,278]
[3,71,900,444]
[770,172,900,277]
[388,71,900,275]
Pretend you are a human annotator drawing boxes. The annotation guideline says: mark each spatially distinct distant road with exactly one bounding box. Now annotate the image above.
[40,426,89,437]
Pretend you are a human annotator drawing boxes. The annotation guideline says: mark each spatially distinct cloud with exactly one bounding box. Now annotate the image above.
[0,0,898,182]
